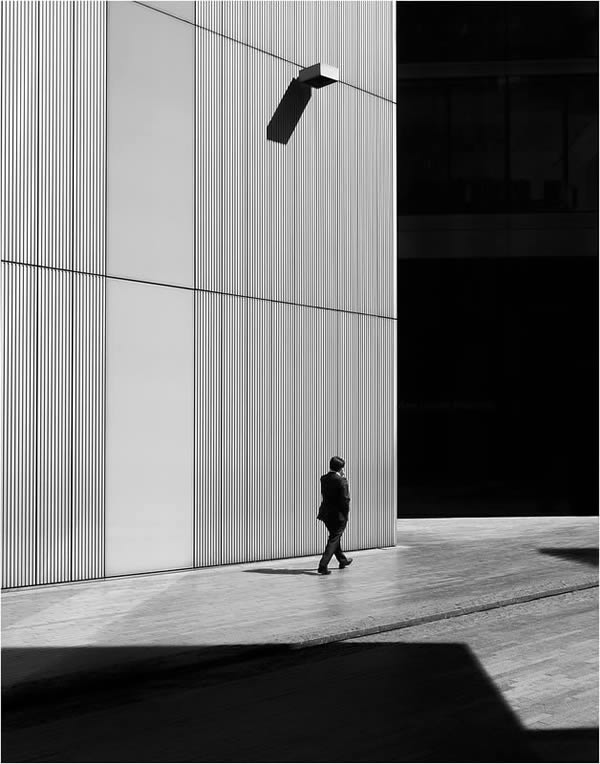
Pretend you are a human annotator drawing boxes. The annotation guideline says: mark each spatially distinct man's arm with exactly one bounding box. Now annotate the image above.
[340,476,350,504]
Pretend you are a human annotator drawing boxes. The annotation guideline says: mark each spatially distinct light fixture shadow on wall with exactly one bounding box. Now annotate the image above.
[267,63,339,145]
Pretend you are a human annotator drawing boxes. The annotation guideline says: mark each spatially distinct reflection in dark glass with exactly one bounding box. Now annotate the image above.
[397,2,598,63]
[397,2,506,63]
[397,82,450,214]
[510,77,566,212]
[568,76,599,211]
[449,78,506,212]
[398,75,598,216]
[507,2,598,61]
[398,79,507,214]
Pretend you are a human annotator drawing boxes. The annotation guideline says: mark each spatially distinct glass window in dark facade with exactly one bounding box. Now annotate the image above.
[397,81,450,214]
[398,74,598,215]
[509,76,565,212]
[397,2,598,63]
[449,78,506,212]
[568,75,599,211]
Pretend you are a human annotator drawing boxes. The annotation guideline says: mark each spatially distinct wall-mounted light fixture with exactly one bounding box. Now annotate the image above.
[267,63,339,145]
[297,63,339,89]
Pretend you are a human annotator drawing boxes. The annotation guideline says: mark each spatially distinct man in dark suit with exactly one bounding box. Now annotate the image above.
[317,456,353,575]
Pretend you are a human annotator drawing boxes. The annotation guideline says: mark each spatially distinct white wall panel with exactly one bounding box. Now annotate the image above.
[74,1,106,275]
[38,2,73,270]
[2,265,37,588]
[3,0,395,587]
[2,1,106,274]
[144,1,196,23]
[196,28,395,318]
[219,295,249,563]
[36,268,72,584]
[292,305,340,557]
[245,48,297,304]
[72,274,105,581]
[105,279,194,576]
[195,0,222,34]
[1,2,38,266]
[197,1,395,102]
[108,1,194,287]
[2,4,107,588]
[194,294,395,567]
[194,291,222,567]
[245,299,297,560]
[196,28,223,293]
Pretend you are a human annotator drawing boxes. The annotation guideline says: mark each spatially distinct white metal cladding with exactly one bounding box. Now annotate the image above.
[2,265,37,588]
[143,2,196,23]
[38,2,73,271]
[74,2,106,275]
[3,0,395,586]
[72,274,105,581]
[2,266,106,588]
[2,2,106,273]
[37,268,72,584]
[196,1,395,102]
[2,3,107,588]
[195,27,395,318]
[1,2,38,266]
[107,1,194,288]
[194,293,396,568]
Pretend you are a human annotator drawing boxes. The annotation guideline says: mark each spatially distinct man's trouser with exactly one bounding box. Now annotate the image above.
[318,516,349,570]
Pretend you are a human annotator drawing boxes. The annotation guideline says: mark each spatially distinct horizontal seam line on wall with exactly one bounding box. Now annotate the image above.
[0,261,397,321]
[133,1,397,106]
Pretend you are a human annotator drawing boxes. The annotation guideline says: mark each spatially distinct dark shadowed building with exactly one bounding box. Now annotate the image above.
[397,2,598,517]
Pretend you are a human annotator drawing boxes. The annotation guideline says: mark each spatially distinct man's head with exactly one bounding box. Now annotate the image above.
[329,456,345,473]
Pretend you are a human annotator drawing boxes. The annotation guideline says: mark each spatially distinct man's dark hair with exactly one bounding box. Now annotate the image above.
[329,456,345,472]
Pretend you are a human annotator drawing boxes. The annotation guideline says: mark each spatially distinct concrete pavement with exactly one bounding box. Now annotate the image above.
[2,516,597,702]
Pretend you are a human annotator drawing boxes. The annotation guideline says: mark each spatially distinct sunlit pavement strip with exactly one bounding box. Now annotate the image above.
[2,516,597,698]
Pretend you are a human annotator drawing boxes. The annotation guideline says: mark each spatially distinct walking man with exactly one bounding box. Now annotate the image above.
[317,456,353,575]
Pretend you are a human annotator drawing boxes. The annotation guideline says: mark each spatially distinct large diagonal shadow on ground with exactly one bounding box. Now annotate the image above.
[3,643,597,762]
[538,547,599,566]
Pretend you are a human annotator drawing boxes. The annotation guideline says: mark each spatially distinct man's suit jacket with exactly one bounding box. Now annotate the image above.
[319,470,351,523]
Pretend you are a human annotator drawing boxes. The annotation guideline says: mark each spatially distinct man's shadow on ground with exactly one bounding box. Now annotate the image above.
[245,568,320,576]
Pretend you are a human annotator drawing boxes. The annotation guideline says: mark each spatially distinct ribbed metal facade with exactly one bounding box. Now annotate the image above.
[2,0,396,588]
[196,25,395,317]
[195,1,395,102]
[2,2,106,587]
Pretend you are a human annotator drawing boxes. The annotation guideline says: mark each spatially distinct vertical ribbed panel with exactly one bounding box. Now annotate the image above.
[193,0,396,566]
[195,0,223,34]
[246,298,274,561]
[196,27,223,292]
[197,1,395,101]
[196,23,395,319]
[74,1,106,275]
[1,2,38,265]
[72,274,105,581]
[2,265,37,587]
[246,48,296,303]
[195,291,222,566]
[37,268,72,584]
[245,299,296,560]
[219,295,249,564]
[2,2,107,588]
[221,37,249,297]
[194,295,396,566]
[291,305,340,557]
[38,1,73,270]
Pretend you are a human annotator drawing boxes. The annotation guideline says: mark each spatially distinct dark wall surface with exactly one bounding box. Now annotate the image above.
[398,256,598,516]
[397,2,598,516]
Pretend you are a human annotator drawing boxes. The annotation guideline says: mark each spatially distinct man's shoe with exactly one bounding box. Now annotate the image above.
[339,558,353,569]
[317,567,331,575]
